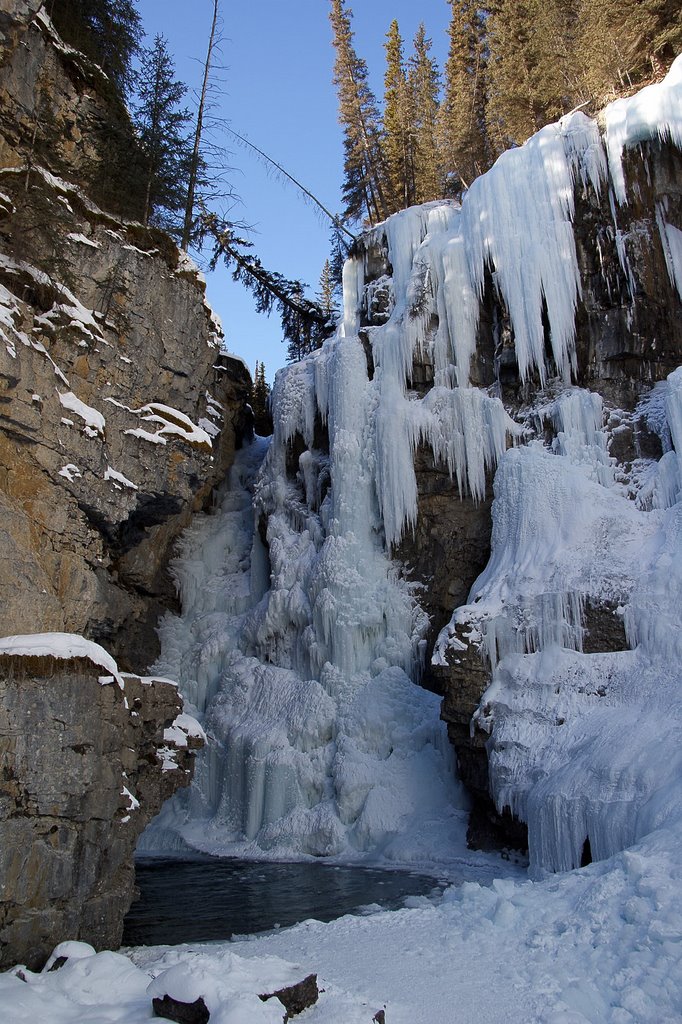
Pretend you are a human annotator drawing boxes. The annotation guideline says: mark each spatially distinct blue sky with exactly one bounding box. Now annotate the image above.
[137,1,451,381]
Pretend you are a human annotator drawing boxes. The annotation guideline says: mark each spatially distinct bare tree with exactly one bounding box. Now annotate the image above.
[181,0,220,250]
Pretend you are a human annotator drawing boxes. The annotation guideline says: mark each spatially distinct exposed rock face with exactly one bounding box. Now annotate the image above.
[0,188,250,667]
[0,657,200,969]
[0,5,251,670]
[395,444,493,690]
[0,3,249,967]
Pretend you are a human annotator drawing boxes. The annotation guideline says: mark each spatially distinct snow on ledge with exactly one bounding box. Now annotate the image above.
[0,632,124,688]
[104,465,138,490]
[67,232,101,249]
[605,54,682,204]
[58,391,105,437]
[164,711,206,748]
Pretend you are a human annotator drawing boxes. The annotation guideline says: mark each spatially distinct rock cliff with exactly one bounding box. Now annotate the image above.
[0,2,250,965]
[0,656,202,970]
[0,1,251,670]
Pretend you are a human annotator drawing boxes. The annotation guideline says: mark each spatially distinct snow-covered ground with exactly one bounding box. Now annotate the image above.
[3,820,681,1023]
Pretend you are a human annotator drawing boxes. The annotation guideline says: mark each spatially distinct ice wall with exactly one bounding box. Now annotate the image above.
[143,60,682,873]
[435,376,682,878]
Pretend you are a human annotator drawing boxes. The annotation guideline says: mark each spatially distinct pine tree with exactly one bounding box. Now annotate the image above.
[485,0,580,151]
[328,223,352,292]
[51,0,142,97]
[47,0,146,219]
[382,20,414,212]
[251,361,272,435]
[199,213,335,363]
[408,24,441,204]
[531,0,584,119]
[133,35,192,234]
[485,0,538,150]
[577,0,682,102]
[438,0,491,194]
[317,259,341,321]
[329,0,391,225]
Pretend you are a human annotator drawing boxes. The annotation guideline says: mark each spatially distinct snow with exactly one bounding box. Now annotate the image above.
[138,427,470,864]
[3,825,682,1023]
[432,367,682,878]
[0,632,124,688]
[121,786,140,812]
[605,55,682,204]
[37,291,104,344]
[58,463,81,482]
[198,415,221,438]
[0,279,33,357]
[57,391,105,437]
[220,350,251,374]
[108,397,213,448]
[104,466,138,491]
[139,65,682,886]
[141,403,213,448]
[121,243,158,258]
[124,427,168,445]
[66,232,100,249]
[164,713,207,748]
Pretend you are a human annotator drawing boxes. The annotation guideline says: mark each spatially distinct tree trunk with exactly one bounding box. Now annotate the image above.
[181,0,219,250]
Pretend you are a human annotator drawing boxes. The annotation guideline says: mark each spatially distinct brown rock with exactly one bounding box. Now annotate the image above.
[0,658,202,969]
[152,995,210,1024]
[260,973,320,1020]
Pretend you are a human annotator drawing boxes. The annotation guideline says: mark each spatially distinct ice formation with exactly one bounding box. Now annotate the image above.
[142,64,682,881]
[435,379,682,878]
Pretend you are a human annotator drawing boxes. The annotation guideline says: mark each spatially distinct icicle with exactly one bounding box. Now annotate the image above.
[546,388,615,486]
[271,358,317,448]
[656,201,682,301]
[459,115,602,384]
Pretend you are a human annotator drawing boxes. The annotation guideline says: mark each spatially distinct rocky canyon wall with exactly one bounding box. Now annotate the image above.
[0,2,250,965]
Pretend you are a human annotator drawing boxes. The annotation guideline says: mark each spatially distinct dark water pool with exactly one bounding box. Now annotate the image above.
[122,856,445,946]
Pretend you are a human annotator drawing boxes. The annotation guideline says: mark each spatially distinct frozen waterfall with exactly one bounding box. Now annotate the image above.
[141,59,682,876]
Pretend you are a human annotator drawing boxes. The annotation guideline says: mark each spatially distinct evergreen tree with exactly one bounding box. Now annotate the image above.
[531,0,584,119]
[329,0,391,225]
[485,0,580,151]
[50,0,142,97]
[408,24,441,204]
[577,0,682,102]
[182,0,220,249]
[485,0,540,150]
[382,20,414,212]
[317,259,341,321]
[438,0,491,193]
[200,213,335,363]
[328,222,353,292]
[251,361,272,435]
[133,35,192,233]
